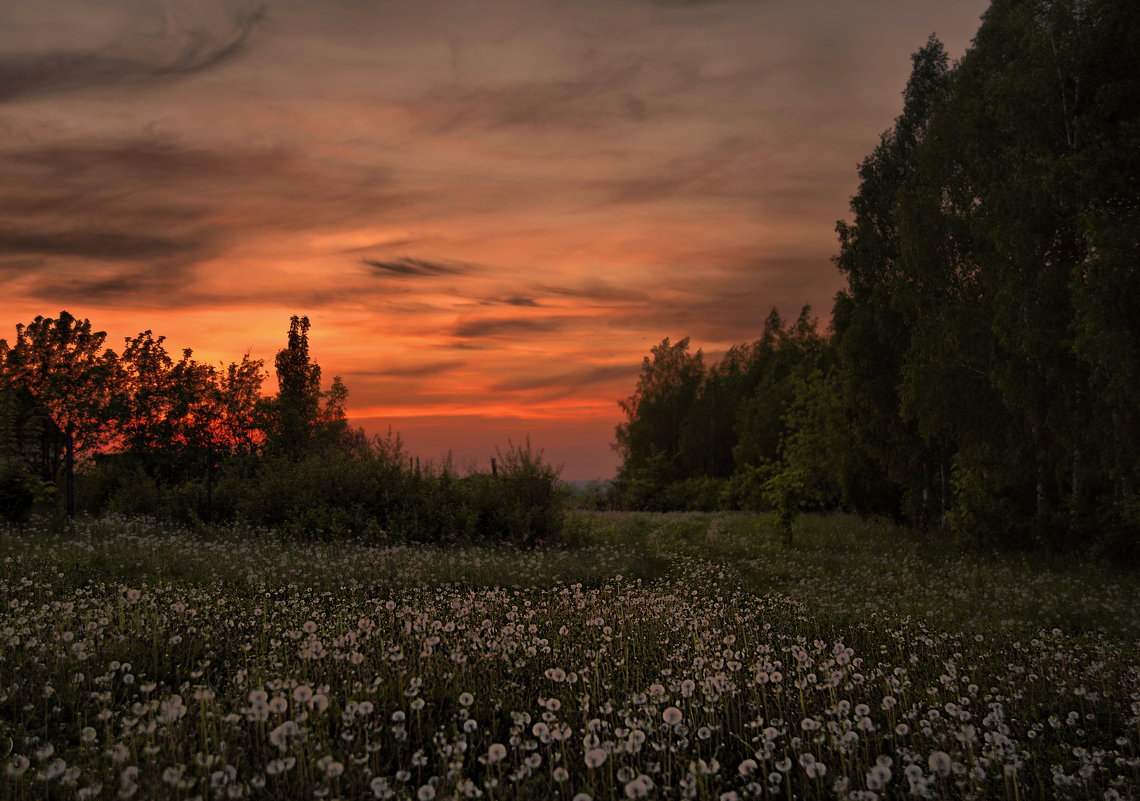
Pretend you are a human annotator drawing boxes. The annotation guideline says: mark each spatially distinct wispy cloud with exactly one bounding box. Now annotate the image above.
[483,295,541,307]
[0,228,208,261]
[451,317,563,339]
[362,257,470,278]
[538,282,650,303]
[0,8,265,103]
[366,361,467,378]
[0,0,990,477]
[492,364,639,393]
[409,57,646,134]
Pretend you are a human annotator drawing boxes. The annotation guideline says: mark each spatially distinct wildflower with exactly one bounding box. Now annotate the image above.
[161,766,184,786]
[866,763,892,790]
[7,755,30,777]
[663,706,683,726]
[553,767,569,782]
[293,685,313,704]
[928,751,952,776]
[487,743,507,764]
[269,720,300,750]
[417,785,436,801]
[738,759,758,776]
[624,776,650,798]
[80,727,97,744]
[585,748,608,768]
[459,692,474,706]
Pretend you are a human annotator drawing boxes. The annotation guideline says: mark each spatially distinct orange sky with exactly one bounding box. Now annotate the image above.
[0,0,989,479]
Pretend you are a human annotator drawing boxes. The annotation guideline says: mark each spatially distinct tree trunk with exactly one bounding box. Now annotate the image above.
[939,446,947,528]
[65,423,74,520]
[205,442,214,524]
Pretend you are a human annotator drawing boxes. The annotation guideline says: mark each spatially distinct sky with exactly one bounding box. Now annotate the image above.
[0,0,989,480]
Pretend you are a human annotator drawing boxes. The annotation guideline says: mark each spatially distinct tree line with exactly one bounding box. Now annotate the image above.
[614,0,1138,554]
[0,313,564,544]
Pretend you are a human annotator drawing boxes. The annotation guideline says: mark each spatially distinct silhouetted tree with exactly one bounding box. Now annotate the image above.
[0,312,120,517]
[268,315,323,458]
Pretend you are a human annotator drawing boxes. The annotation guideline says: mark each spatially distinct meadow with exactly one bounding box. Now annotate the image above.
[1,513,1137,800]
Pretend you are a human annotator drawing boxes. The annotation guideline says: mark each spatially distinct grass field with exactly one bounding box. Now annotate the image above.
[1,513,1137,800]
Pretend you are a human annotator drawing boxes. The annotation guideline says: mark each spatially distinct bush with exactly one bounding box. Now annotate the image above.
[660,476,728,512]
[60,434,571,545]
[0,463,48,523]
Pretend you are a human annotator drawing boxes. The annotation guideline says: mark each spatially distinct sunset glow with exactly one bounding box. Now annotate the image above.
[1,0,988,478]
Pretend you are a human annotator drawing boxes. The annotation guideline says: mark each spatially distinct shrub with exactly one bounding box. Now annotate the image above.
[0,462,48,523]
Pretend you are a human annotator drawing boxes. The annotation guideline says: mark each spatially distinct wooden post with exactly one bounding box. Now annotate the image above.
[490,457,498,478]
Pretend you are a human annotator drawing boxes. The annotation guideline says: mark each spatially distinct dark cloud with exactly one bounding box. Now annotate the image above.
[365,361,467,378]
[412,58,644,133]
[339,237,421,254]
[10,139,287,181]
[20,261,201,307]
[362,257,470,278]
[484,295,541,307]
[491,363,639,393]
[650,0,744,5]
[0,8,265,103]
[451,317,562,339]
[609,254,841,343]
[0,228,208,261]
[0,137,406,294]
[537,282,649,302]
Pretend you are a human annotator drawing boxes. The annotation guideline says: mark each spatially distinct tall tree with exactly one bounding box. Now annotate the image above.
[615,337,705,503]
[830,35,952,524]
[0,312,120,517]
[269,315,323,458]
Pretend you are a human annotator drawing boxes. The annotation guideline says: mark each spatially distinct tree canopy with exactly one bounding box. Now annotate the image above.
[613,0,1139,552]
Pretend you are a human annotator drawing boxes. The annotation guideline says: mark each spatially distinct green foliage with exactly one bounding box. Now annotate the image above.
[615,336,704,486]
[0,462,50,523]
[761,467,805,545]
[720,463,774,511]
[71,434,572,545]
[608,3,1138,556]
[614,308,828,513]
[823,3,1139,549]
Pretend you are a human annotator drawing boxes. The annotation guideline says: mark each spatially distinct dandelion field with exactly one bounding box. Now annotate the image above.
[1,514,1137,800]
